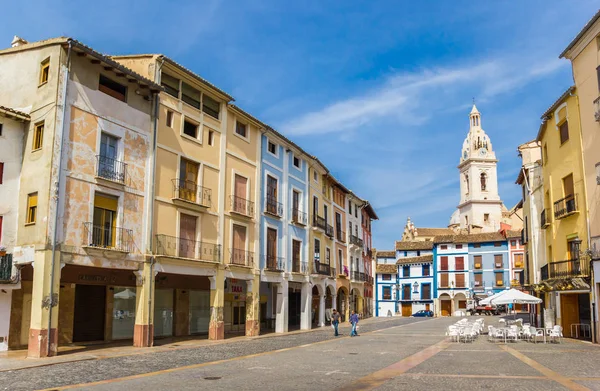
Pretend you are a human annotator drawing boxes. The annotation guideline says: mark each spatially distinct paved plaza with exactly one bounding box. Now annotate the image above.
[1,316,600,390]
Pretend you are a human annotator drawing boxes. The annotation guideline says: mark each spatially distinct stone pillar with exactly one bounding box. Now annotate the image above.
[357,295,364,317]
[319,293,326,327]
[246,276,260,337]
[133,262,155,347]
[344,295,350,322]
[208,269,225,340]
[300,282,311,330]
[332,293,337,317]
[174,289,190,337]
[275,279,289,333]
[27,251,61,358]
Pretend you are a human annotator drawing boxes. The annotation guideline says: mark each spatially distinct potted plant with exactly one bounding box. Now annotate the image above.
[0,246,6,256]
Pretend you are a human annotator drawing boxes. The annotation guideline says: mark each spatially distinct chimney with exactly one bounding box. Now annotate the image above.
[11,35,28,48]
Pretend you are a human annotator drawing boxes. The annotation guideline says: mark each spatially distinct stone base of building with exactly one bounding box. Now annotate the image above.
[133,324,153,347]
[27,328,58,358]
[208,321,224,340]
[245,320,259,337]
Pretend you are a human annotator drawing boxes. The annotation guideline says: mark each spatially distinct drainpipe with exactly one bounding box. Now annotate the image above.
[47,41,72,355]
[146,57,163,348]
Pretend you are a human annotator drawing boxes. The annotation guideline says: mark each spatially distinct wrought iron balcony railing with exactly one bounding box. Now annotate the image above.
[554,194,578,219]
[96,155,127,184]
[326,224,334,238]
[541,209,550,228]
[548,258,590,279]
[336,229,346,243]
[265,195,283,217]
[366,248,373,257]
[312,215,327,231]
[264,254,285,271]
[172,179,212,207]
[154,234,220,262]
[230,248,254,267]
[230,195,254,217]
[313,261,331,276]
[351,270,361,281]
[292,208,308,225]
[83,222,133,252]
[349,235,363,247]
[292,260,308,274]
[0,254,14,283]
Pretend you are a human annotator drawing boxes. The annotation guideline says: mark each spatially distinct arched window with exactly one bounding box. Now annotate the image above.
[480,173,487,191]
[465,174,469,194]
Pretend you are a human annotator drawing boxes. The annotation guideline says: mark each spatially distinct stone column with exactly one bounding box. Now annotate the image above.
[344,294,350,322]
[133,262,155,347]
[319,293,326,327]
[275,279,289,333]
[246,276,261,337]
[300,282,311,330]
[332,293,337,315]
[27,250,61,358]
[208,268,225,340]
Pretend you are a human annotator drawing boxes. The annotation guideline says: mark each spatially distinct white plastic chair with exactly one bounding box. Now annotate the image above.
[506,327,519,342]
[532,327,545,343]
[549,325,563,343]
[447,326,460,342]
[494,328,505,343]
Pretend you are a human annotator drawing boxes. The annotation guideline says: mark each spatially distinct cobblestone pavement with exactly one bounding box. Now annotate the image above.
[4,316,600,391]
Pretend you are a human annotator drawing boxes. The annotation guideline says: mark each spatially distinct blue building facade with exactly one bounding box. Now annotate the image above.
[259,129,310,332]
[374,251,396,317]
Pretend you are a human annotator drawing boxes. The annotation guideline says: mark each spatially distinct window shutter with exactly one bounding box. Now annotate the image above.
[440,256,448,271]
[440,273,448,288]
[455,273,465,288]
[455,257,464,270]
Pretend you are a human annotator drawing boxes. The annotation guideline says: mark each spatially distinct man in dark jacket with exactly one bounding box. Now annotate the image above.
[331,309,340,336]
[350,310,359,336]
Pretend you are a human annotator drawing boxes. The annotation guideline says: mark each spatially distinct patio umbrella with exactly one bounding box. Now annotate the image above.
[488,289,541,305]
[114,288,136,300]
[479,290,508,306]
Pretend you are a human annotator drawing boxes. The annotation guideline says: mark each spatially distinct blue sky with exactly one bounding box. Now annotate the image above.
[2,1,597,249]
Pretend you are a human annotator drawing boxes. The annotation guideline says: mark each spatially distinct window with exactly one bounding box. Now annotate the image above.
[266,175,278,215]
[183,118,199,139]
[514,253,524,268]
[326,248,331,266]
[440,273,449,288]
[511,240,516,247]
[166,110,173,128]
[473,243,481,248]
[348,202,352,214]
[33,122,44,151]
[421,284,431,300]
[402,285,410,300]
[494,242,502,247]
[455,257,465,270]
[161,73,180,98]
[495,272,504,287]
[314,238,320,261]
[455,273,465,288]
[474,273,483,287]
[563,173,574,197]
[266,227,277,267]
[235,121,247,138]
[292,239,301,272]
[440,256,448,271]
[179,158,199,202]
[355,207,357,218]
[440,245,447,250]
[403,266,410,278]
[99,74,127,102]
[202,95,220,119]
[484,213,489,223]
[181,82,201,109]
[40,58,50,85]
[480,173,487,191]
[382,286,391,300]
[456,244,463,249]
[179,213,197,258]
[0,162,3,184]
[208,130,215,146]
[313,171,318,182]
[416,250,421,256]
[337,249,343,272]
[0,123,3,136]
[382,274,391,281]
[98,133,122,182]
[26,192,38,224]
[422,264,430,276]
[293,155,301,169]
[494,254,503,269]
[474,255,482,269]
[267,140,277,155]
[559,120,569,144]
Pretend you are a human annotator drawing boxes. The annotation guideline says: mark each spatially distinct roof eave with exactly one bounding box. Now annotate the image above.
[559,9,600,59]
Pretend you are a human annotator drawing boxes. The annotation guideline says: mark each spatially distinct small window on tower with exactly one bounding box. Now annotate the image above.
[484,213,489,222]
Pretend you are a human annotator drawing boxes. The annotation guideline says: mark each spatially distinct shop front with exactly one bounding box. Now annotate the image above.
[224,278,247,334]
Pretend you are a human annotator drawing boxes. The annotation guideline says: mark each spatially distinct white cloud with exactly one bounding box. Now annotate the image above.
[281,55,566,136]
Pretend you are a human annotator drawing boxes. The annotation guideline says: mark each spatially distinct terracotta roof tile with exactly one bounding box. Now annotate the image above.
[375,250,395,258]
[395,241,434,251]
[0,106,30,119]
[433,232,507,244]
[376,264,397,274]
[396,254,433,265]
[415,228,454,236]
[505,230,522,239]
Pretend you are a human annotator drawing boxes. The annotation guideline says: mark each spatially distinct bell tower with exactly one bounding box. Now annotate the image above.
[455,105,503,232]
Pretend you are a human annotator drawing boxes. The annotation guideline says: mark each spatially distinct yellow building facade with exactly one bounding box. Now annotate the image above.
[536,87,591,337]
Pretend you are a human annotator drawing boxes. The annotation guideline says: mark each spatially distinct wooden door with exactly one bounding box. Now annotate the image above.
[266,176,277,214]
[425,304,430,311]
[560,294,579,337]
[441,301,451,317]
[179,214,197,258]
[232,224,247,265]
[402,303,412,317]
[179,158,199,202]
[234,175,248,213]
[73,285,106,342]
[292,191,300,222]
[266,228,277,268]
[292,240,301,272]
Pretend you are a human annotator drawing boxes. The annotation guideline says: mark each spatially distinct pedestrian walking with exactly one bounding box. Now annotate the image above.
[331,309,340,336]
[350,310,359,337]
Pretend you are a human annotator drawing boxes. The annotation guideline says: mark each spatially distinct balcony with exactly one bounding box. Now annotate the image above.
[313,261,336,277]
[366,248,372,258]
[325,224,334,238]
[154,234,220,262]
[351,270,362,282]
[472,280,483,291]
[312,215,327,231]
[349,235,363,248]
[264,254,285,271]
[265,196,283,218]
[0,254,14,283]
[594,95,600,122]
[230,195,254,218]
[292,260,308,274]
[291,208,307,225]
[83,222,133,253]
[548,258,590,279]
[96,155,127,184]
[229,248,254,267]
[494,262,504,269]
[336,229,346,243]
[172,179,212,208]
[541,209,550,228]
[554,194,578,219]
